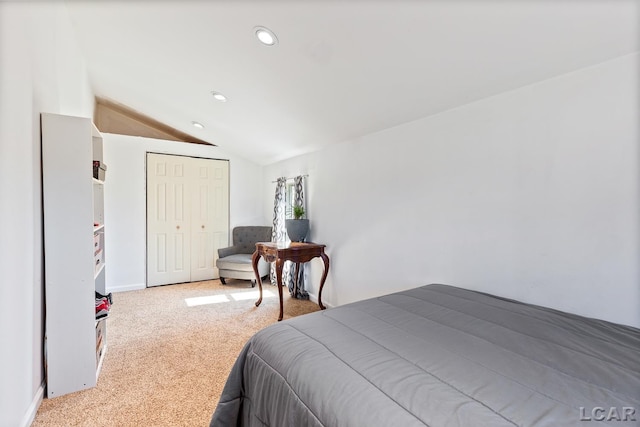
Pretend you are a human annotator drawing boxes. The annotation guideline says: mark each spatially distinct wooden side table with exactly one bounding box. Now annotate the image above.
[252,242,330,321]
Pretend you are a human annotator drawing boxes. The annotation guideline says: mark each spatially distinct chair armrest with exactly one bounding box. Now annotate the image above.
[218,245,243,258]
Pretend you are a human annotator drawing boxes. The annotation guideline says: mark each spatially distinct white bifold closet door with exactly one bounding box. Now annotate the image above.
[147,153,229,287]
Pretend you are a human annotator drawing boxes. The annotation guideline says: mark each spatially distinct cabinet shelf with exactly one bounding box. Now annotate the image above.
[96,344,107,379]
[94,262,106,280]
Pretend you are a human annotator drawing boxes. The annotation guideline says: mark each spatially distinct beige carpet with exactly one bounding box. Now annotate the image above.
[33,279,321,426]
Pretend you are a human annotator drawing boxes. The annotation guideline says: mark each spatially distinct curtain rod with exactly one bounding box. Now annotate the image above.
[271,174,308,183]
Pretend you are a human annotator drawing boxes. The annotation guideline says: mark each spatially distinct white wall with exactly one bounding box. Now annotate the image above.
[103,134,264,292]
[0,3,94,426]
[264,53,640,328]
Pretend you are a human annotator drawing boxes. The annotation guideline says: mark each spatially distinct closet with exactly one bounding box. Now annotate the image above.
[146,153,229,287]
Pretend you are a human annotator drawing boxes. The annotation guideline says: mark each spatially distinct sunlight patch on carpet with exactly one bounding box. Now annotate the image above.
[185,290,275,306]
[230,290,275,301]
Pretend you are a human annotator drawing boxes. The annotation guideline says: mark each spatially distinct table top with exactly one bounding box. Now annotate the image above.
[255,241,325,250]
[255,242,327,263]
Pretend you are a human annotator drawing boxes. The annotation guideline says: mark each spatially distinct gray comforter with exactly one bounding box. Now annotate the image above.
[210,284,640,426]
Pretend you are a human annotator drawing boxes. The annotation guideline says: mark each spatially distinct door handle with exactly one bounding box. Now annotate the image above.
[176,225,180,230]
[201,225,205,229]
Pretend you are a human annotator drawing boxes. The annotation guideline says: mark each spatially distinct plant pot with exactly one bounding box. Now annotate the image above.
[285,219,309,242]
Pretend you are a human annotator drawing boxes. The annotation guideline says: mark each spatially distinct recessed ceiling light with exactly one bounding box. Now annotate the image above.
[254,26,278,46]
[211,91,227,102]
[192,121,204,129]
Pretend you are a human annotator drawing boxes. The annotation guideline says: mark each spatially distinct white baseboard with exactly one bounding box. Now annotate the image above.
[21,381,45,427]
[308,293,333,309]
[107,283,146,293]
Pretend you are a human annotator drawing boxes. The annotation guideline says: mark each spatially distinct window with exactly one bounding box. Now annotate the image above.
[284,181,296,219]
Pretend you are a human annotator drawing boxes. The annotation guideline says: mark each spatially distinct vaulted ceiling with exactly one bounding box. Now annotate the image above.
[66,1,639,165]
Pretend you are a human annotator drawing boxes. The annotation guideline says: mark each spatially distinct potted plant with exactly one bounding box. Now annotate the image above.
[285,205,309,242]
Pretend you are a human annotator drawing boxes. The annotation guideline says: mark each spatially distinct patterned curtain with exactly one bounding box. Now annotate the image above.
[270,177,293,288]
[290,175,309,299]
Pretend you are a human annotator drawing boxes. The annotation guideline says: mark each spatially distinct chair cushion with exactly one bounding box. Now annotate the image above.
[217,254,255,272]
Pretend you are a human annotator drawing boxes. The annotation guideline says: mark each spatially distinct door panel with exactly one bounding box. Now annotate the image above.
[210,160,229,279]
[156,234,167,272]
[190,157,229,282]
[147,153,191,286]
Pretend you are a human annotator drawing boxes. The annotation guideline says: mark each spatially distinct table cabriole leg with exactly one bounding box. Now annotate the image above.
[276,258,285,321]
[252,250,263,307]
[318,253,330,310]
[293,262,300,298]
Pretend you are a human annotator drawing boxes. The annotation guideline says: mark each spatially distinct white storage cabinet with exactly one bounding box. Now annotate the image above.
[41,113,107,397]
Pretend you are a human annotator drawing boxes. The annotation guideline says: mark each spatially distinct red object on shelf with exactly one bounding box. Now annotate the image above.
[93,161,107,180]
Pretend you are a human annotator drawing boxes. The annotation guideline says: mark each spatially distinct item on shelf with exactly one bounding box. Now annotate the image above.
[95,298,109,320]
[95,318,106,347]
[93,160,107,181]
[96,342,105,366]
[95,250,104,273]
[95,292,111,320]
[96,319,106,365]
[95,333,103,352]
[95,291,113,306]
[93,232,103,254]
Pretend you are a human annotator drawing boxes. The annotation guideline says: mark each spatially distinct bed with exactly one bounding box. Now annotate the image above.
[210,284,640,426]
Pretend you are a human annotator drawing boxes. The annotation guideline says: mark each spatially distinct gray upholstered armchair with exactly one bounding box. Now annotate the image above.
[216,226,272,287]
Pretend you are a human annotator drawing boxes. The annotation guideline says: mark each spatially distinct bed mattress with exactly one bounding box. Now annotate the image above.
[211,284,639,426]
